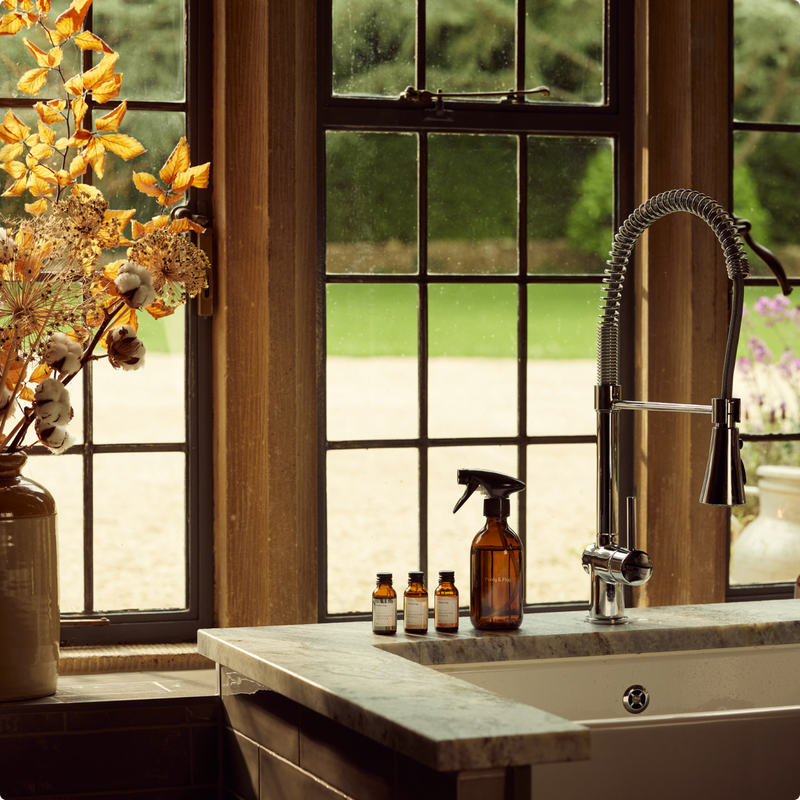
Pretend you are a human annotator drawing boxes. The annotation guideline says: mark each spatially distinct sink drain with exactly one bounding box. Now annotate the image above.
[622,684,650,714]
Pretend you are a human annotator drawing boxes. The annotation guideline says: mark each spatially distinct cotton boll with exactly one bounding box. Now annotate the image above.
[107,324,146,371]
[42,332,83,375]
[115,260,157,309]
[35,420,75,454]
[0,384,12,415]
[34,378,73,426]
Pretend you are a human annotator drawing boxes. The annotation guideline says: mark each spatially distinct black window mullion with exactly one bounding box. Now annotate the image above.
[418,131,429,581]
[517,134,528,597]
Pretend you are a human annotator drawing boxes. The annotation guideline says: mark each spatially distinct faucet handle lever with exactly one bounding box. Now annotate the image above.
[627,496,636,551]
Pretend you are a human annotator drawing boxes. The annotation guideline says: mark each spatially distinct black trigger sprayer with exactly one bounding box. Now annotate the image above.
[453,468,525,631]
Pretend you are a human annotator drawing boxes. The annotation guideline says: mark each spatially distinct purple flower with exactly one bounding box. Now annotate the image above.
[748,335,772,365]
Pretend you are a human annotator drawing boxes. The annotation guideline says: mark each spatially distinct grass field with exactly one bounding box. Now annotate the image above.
[326,282,601,360]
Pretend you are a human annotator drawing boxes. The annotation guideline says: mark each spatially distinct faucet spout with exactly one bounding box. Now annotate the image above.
[585,189,751,624]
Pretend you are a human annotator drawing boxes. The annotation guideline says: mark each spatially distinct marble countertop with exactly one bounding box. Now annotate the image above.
[198,599,800,772]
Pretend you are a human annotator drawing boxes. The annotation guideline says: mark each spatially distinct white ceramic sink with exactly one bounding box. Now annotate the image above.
[431,642,800,721]
[431,643,800,800]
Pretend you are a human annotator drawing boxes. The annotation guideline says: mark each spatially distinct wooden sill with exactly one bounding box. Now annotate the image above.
[58,643,214,675]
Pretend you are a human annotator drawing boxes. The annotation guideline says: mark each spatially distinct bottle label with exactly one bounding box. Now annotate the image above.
[372,598,397,631]
[404,597,428,630]
[435,596,458,626]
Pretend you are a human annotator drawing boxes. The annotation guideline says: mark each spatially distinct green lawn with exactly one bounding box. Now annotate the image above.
[326,283,600,359]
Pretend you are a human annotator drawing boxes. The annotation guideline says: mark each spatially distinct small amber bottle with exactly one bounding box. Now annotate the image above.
[371,573,397,635]
[434,570,459,633]
[403,571,428,634]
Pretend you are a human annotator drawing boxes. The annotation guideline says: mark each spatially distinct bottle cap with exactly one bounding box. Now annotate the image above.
[439,570,455,582]
[408,571,424,583]
[376,572,392,583]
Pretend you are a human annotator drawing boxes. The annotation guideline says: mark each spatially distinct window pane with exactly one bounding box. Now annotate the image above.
[733,0,800,124]
[326,131,417,275]
[93,452,186,612]
[93,308,185,444]
[429,134,517,275]
[428,444,519,603]
[326,284,418,440]
[428,283,517,438]
[93,0,185,103]
[23,454,84,613]
[327,448,419,614]
[526,0,604,105]
[526,443,593,604]
[731,286,800,585]
[528,136,613,275]
[332,0,415,97]
[733,131,800,278]
[528,284,596,436]
[426,0,515,94]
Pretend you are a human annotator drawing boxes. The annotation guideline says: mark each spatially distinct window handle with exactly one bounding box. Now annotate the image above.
[399,85,550,106]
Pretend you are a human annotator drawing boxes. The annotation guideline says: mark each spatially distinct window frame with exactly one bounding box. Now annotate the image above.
[0,0,214,645]
[317,0,636,621]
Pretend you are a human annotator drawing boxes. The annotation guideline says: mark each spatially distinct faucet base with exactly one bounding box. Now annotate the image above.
[586,614,629,625]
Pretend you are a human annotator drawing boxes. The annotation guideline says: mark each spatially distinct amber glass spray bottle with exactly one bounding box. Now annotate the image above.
[453,468,526,630]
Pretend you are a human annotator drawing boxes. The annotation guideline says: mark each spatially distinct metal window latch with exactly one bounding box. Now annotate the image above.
[399,85,550,114]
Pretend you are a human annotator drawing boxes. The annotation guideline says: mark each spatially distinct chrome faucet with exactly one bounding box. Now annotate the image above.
[582,190,750,624]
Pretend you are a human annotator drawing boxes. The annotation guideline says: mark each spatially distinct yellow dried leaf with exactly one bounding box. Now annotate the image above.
[68,152,87,178]
[31,163,57,183]
[18,66,48,95]
[54,169,71,187]
[85,136,105,177]
[159,137,189,185]
[25,198,49,216]
[73,182,100,198]
[73,30,113,52]
[82,50,117,90]
[145,299,176,320]
[0,142,22,161]
[29,142,52,160]
[1,160,25,178]
[100,132,144,161]
[23,132,38,147]
[95,99,126,132]
[169,217,206,235]
[186,162,210,188]
[29,363,51,382]
[63,73,83,96]
[89,73,121,103]
[1,2,15,12]
[132,171,161,197]
[35,101,64,126]
[157,192,183,207]
[37,120,55,144]
[26,170,53,196]
[54,0,92,39]
[63,128,91,148]
[151,215,170,229]
[71,95,87,127]
[130,219,147,239]
[0,11,24,35]
[171,171,193,193]
[18,387,34,402]
[0,110,30,143]
[2,175,27,197]
[23,37,50,67]
[104,207,136,231]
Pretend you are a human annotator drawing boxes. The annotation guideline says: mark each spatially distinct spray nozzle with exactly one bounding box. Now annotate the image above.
[453,468,526,517]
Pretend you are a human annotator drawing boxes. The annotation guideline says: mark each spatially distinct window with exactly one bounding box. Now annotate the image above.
[319,1,635,618]
[0,0,212,644]
[730,0,800,599]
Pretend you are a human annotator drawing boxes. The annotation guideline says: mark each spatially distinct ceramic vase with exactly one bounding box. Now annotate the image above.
[730,465,800,586]
[0,452,59,702]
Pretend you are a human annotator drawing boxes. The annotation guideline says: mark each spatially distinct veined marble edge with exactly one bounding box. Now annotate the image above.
[197,600,800,771]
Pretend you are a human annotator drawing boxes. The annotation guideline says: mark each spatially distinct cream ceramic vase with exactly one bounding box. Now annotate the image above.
[730,465,800,586]
[0,452,59,702]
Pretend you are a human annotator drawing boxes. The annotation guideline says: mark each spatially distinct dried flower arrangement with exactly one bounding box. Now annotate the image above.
[0,0,209,455]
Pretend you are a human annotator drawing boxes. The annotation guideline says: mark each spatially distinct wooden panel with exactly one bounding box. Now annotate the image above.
[212,0,318,628]
[632,1,731,606]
